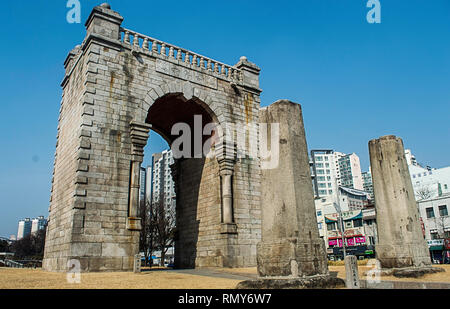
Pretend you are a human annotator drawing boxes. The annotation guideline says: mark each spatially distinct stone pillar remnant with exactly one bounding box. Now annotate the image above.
[237,100,344,289]
[368,135,444,277]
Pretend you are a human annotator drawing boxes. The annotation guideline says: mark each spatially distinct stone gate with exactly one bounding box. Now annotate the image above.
[43,3,263,272]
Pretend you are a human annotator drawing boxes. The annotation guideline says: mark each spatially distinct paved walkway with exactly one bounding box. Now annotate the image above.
[167,268,258,281]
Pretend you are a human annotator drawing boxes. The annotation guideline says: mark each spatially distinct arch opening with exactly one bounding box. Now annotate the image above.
[139,93,221,269]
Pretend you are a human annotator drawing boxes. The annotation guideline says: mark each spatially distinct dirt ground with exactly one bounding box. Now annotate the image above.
[0,264,449,289]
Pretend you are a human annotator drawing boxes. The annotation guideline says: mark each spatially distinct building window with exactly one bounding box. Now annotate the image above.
[327,222,337,231]
[353,219,363,227]
[439,205,448,217]
[426,207,435,218]
[430,232,439,240]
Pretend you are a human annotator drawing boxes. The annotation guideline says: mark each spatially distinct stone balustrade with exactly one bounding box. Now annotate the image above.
[120,27,242,83]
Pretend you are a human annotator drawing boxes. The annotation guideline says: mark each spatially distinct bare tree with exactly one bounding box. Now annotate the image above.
[432,212,449,263]
[152,198,176,266]
[140,197,176,267]
[139,199,156,267]
[415,185,433,201]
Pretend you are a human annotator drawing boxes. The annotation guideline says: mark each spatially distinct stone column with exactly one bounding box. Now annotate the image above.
[369,135,431,270]
[237,100,344,289]
[127,121,152,231]
[216,140,237,234]
[257,100,329,277]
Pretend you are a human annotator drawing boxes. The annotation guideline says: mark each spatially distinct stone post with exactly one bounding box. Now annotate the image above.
[237,100,344,289]
[344,255,360,289]
[368,135,439,276]
[85,3,123,40]
[133,254,141,273]
[235,56,261,92]
[127,121,152,231]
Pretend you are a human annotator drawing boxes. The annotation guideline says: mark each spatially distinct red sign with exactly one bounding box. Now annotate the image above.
[444,238,450,250]
[420,218,425,237]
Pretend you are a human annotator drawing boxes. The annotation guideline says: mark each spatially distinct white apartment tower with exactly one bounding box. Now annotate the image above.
[310,150,363,198]
[151,150,176,210]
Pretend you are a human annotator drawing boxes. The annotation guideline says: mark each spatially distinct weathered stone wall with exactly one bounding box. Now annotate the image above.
[43,4,261,272]
[43,42,89,271]
[369,135,431,269]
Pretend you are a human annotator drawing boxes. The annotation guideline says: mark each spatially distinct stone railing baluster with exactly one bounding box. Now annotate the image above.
[133,34,140,48]
[207,59,212,72]
[221,64,226,76]
[124,30,131,45]
[142,37,149,50]
[152,40,158,53]
[214,62,219,74]
[120,28,243,82]
[199,57,205,70]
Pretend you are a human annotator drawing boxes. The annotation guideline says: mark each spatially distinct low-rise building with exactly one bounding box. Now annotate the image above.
[315,192,377,260]
[417,194,450,263]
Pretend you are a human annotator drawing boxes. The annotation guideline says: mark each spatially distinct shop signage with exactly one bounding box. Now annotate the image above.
[444,238,450,250]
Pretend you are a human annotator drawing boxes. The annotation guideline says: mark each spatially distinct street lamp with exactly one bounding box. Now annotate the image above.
[333,184,347,259]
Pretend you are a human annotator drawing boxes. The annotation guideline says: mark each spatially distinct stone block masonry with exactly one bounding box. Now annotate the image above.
[43,3,262,272]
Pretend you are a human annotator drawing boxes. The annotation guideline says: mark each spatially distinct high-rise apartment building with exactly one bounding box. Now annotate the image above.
[150,150,176,210]
[31,216,47,234]
[17,218,32,240]
[338,153,364,191]
[362,170,374,200]
[310,150,364,198]
[17,216,47,240]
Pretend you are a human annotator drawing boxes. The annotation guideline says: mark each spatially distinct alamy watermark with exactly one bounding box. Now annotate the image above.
[66,0,81,24]
[67,259,81,284]
[169,117,280,170]
[365,259,381,284]
[367,0,381,24]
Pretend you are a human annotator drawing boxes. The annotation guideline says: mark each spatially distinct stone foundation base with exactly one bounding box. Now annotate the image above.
[236,275,345,289]
[364,266,445,278]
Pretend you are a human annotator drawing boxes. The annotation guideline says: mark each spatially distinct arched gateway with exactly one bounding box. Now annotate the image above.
[43,4,263,272]
[44,4,332,279]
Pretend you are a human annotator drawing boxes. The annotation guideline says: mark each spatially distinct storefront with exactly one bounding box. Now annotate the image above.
[325,210,374,260]
[427,239,450,264]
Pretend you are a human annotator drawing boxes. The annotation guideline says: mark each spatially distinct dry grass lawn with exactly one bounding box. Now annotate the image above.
[1,264,449,289]
[0,268,241,289]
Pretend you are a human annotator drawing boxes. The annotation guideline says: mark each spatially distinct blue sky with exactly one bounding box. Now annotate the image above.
[0,0,449,238]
